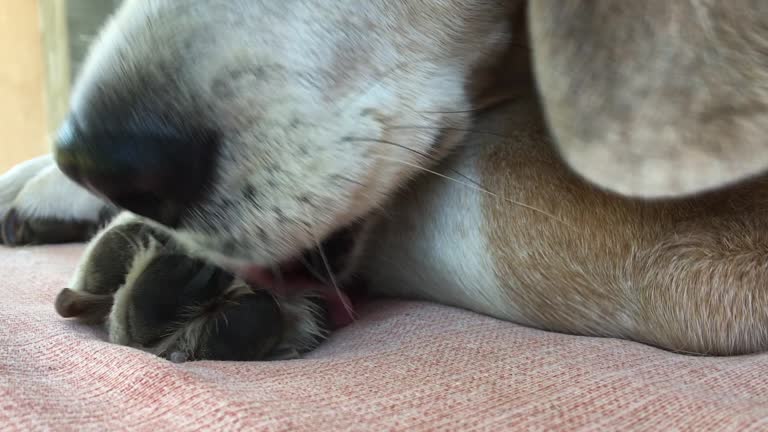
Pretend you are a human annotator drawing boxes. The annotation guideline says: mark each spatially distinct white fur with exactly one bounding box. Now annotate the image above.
[363,146,527,324]
[13,164,107,222]
[56,0,512,269]
[0,158,108,225]
[0,155,55,219]
[2,0,511,267]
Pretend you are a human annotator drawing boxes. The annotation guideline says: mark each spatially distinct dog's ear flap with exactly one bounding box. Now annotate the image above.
[528,1,768,198]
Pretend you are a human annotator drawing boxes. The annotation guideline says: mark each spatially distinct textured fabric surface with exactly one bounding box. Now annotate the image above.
[1,245,768,431]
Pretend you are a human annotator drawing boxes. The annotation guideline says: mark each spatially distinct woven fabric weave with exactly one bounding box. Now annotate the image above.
[1,245,767,431]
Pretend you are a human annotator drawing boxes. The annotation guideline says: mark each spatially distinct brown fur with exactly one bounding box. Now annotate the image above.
[478,99,768,355]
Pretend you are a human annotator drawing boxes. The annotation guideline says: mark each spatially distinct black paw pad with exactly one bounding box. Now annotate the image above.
[199,292,284,361]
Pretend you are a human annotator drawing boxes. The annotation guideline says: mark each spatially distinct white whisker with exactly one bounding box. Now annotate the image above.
[296,254,332,286]
[221,310,230,329]
[388,125,512,141]
[313,236,356,320]
[371,154,574,228]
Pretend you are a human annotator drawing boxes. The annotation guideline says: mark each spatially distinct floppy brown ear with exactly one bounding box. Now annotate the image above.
[528,1,768,198]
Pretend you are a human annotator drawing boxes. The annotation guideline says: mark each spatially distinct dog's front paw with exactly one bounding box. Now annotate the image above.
[0,155,114,246]
[112,256,331,362]
[55,215,330,361]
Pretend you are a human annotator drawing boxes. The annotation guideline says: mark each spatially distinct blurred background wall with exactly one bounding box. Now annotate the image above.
[66,0,121,78]
[0,0,118,172]
[0,0,48,172]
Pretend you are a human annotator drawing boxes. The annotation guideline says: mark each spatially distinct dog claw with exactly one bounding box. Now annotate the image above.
[169,351,189,364]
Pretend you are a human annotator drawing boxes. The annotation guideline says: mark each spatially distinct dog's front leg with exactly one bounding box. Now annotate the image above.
[0,155,115,246]
[56,212,331,361]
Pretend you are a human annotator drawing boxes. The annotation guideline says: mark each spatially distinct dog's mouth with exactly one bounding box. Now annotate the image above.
[238,222,365,296]
[237,222,366,329]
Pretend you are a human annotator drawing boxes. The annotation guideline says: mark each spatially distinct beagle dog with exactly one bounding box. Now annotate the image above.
[2,0,768,360]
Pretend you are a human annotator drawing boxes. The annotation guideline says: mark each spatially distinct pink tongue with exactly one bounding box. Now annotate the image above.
[240,267,355,329]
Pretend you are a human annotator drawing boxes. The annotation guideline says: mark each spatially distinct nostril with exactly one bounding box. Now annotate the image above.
[112,193,182,227]
[53,115,217,227]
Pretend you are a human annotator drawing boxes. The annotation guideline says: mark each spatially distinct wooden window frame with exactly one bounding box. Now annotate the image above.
[39,0,70,135]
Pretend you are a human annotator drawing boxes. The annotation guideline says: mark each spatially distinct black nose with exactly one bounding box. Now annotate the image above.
[53,116,217,226]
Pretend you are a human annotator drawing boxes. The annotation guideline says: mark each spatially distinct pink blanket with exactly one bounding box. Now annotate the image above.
[1,245,768,431]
